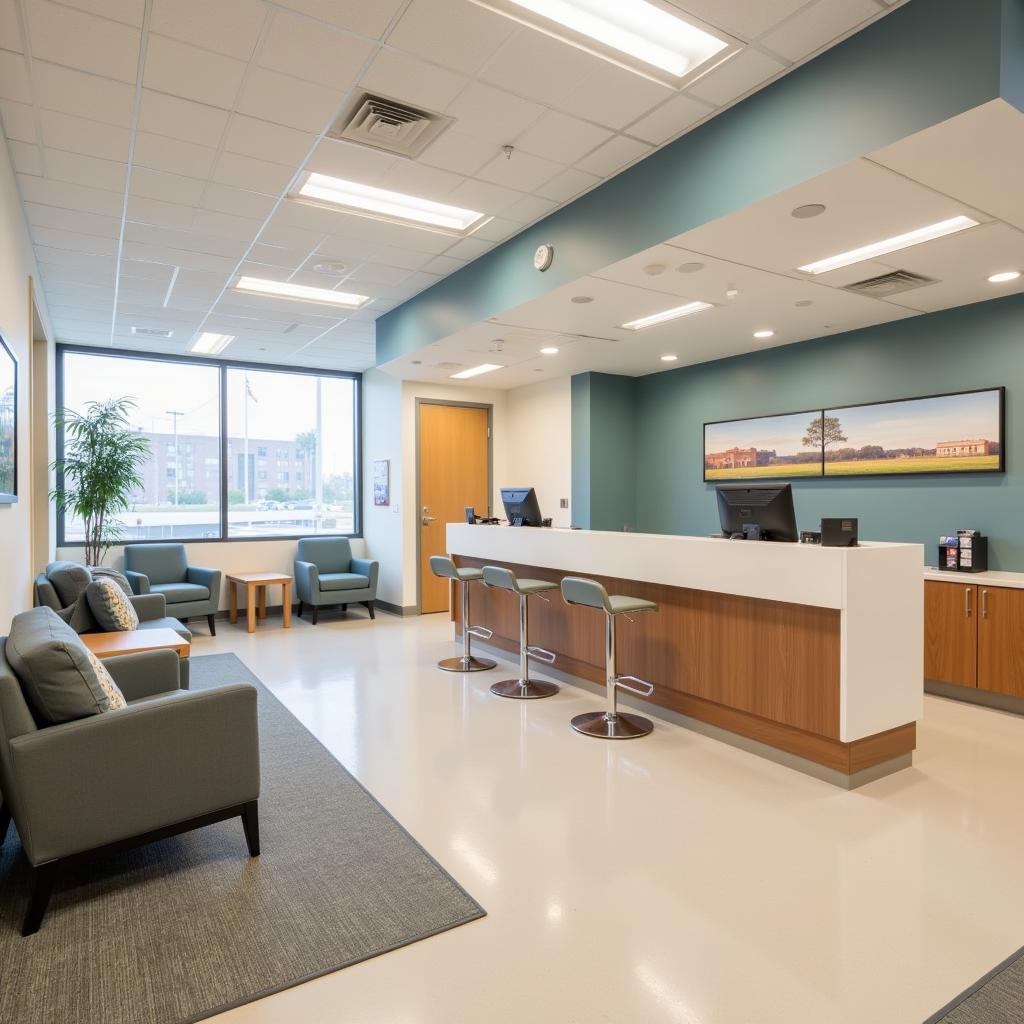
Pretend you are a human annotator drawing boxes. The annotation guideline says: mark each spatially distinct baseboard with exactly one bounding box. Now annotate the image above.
[926,679,1024,715]
[375,600,418,617]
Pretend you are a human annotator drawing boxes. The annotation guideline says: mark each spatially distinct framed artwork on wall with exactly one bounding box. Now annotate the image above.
[373,459,390,506]
[703,409,824,482]
[0,332,17,504]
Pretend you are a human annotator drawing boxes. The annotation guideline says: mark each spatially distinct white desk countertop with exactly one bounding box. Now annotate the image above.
[923,567,1024,589]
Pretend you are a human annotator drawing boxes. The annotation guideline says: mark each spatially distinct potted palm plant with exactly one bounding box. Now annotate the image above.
[52,397,151,566]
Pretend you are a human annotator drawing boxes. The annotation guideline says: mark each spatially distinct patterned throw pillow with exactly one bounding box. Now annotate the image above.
[83,648,127,710]
[85,578,140,632]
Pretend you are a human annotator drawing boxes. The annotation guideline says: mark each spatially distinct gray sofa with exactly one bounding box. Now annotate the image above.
[124,543,221,636]
[0,607,260,935]
[294,537,379,624]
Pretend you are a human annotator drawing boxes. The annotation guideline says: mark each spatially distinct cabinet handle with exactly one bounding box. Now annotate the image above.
[982,589,988,619]
[965,587,971,617]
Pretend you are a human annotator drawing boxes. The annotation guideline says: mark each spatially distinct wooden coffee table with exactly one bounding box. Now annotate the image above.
[226,572,293,633]
[82,627,190,661]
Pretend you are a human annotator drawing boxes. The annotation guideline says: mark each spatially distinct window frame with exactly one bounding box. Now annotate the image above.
[55,344,362,546]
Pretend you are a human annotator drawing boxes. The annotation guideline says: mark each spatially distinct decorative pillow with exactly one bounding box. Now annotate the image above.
[5,607,125,725]
[83,648,126,710]
[45,560,91,608]
[86,578,140,632]
[88,566,134,596]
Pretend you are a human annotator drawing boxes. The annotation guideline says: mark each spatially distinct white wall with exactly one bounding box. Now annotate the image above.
[0,129,52,628]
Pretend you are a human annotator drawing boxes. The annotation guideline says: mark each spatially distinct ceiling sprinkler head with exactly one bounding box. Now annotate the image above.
[502,144,514,160]
[725,286,739,299]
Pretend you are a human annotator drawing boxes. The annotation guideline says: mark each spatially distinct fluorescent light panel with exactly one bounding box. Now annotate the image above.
[233,276,370,309]
[988,270,1021,283]
[296,173,487,237]
[450,363,503,379]
[621,300,712,331]
[469,0,733,88]
[190,332,235,354]
[797,216,980,276]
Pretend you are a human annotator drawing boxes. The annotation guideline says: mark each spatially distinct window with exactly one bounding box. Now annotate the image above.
[57,347,360,545]
[226,366,357,537]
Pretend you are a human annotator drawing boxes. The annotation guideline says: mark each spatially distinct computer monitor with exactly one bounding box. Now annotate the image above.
[501,487,543,527]
[716,483,798,542]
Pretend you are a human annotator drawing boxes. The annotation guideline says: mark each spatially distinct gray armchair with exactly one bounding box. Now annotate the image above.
[0,612,260,935]
[124,543,221,636]
[294,537,379,624]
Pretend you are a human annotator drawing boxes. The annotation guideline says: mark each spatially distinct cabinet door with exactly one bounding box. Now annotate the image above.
[924,581,977,687]
[978,586,1024,696]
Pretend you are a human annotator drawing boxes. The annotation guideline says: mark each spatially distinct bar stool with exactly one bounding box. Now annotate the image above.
[481,565,560,699]
[429,556,496,672]
[560,576,657,739]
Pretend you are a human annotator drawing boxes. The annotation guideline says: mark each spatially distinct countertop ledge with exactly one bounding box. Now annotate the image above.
[924,567,1024,589]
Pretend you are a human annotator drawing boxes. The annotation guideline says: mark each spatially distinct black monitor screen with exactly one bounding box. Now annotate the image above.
[716,483,798,542]
[501,487,543,527]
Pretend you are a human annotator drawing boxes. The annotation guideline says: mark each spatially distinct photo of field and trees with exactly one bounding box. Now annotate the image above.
[704,388,1003,481]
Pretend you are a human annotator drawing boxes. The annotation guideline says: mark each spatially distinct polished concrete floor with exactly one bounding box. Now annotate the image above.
[197,608,1024,1024]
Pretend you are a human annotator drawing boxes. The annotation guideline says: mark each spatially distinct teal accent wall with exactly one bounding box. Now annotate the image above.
[377,0,1021,366]
[618,294,1024,569]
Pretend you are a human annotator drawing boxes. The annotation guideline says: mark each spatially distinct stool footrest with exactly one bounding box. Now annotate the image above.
[615,674,654,697]
[526,645,556,664]
[467,625,493,640]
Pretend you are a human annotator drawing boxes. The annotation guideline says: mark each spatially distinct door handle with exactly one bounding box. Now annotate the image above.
[421,515,436,526]
[981,589,989,619]
[965,587,971,617]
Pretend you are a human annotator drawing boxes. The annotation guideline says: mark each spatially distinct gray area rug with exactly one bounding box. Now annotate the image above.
[0,653,484,1023]
[926,945,1024,1023]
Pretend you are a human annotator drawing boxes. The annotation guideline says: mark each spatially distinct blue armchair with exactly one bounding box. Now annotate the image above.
[294,537,378,624]
[124,544,221,636]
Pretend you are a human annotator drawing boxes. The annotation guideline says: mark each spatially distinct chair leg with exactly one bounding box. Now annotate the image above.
[241,801,260,857]
[342,604,348,613]
[365,600,375,620]
[311,606,318,625]
[297,600,304,619]
[22,862,58,937]
[0,802,11,847]
[207,613,216,637]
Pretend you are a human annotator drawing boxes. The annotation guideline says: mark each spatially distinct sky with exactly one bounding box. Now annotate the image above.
[706,411,821,458]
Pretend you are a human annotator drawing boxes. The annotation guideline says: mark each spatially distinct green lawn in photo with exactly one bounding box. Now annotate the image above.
[824,454,1000,475]
[705,463,822,480]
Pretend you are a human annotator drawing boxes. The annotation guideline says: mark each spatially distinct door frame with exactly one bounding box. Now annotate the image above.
[415,398,493,614]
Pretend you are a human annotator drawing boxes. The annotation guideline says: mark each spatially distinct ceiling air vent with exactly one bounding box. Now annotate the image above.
[433,361,464,370]
[327,92,454,159]
[131,326,173,338]
[843,270,937,298]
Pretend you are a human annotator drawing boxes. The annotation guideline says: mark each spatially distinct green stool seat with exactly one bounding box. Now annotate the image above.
[429,556,496,673]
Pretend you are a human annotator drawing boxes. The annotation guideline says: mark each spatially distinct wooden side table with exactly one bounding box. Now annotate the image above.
[82,627,190,661]
[226,572,293,633]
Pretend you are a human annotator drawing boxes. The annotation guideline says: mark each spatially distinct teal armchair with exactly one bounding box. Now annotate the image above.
[124,544,221,636]
[294,537,378,624]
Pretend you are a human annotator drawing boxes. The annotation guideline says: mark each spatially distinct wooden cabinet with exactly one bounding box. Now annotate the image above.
[925,580,1024,696]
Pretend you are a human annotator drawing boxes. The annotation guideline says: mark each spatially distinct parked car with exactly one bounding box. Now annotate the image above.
[257,499,280,511]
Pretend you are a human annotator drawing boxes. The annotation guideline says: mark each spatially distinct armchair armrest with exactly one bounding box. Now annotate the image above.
[187,565,222,602]
[10,684,260,865]
[350,558,379,591]
[124,569,150,595]
[293,559,319,602]
[104,648,182,701]
[128,592,167,622]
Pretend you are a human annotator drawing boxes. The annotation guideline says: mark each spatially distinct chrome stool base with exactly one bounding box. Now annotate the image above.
[438,654,496,673]
[490,678,560,700]
[571,710,654,740]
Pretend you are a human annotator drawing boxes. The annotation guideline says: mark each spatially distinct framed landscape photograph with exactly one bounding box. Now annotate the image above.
[823,388,1004,477]
[704,410,825,481]
[373,459,390,506]
[0,333,16,504]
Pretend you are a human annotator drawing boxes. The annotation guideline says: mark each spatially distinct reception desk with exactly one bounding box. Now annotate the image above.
[447,524,924,786]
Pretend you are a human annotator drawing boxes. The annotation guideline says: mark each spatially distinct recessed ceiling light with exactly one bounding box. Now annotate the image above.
[621,300,713,330]
[450,363,503,379]
[792,203,826,219]
[190,332,235,354]
[988,270,1021,283]
[797,215,980,275]
[312,260,347,275]
[571,295,593,303]
[660,354,678,362]
[233,276,370,309]
[676,262,705,274]
[467,0,734,88]
[795,299,813,307]
[294,172,487,237]
[540,346,559,355]
[753,329,775,339]
[643,263,667,276]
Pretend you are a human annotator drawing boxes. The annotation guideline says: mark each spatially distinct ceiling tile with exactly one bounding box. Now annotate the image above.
[130,166,206,206]
[501,193,557,223]
[137,90,229,148]
[471,216,521,243]
[478,28,597,106]
[133,130,217,178]
[127,194,196,230]
[476,149,562,192]
[223,114,313,167]
[385,0,516,75]
[149,0,267,61]
[673,0,807,40]
[628,92,714,145]
[0,99,36,143]
[377,160,465,199]
[0,50,31,104]
[246,242,308,269]
[761,0,881,62]
[235,66,340,133]
[445,176,524,217]
[57,0,144,27]
[514,110,612,165]
[687,48,786,108]
[305,137,396,182]
[9,140,42,175]
[258,10,375,91]
[272,0,403,38]
[362,245,433,271]
[576,135,652,177]
[26,0,141,83]
[421,254,467,276]
[201,182,277,220]
[359,48,469,112]
[557,61,672,130]
[0,0,21,52]
[39,108,130,161]
[17,174,124,216]
[536,166,600,203]
[32,61,135,126]
[24,202,122,238]
[445,82,544,145]
[31,225,119,254]
[44,149,126,192]
[191,208,262,241]
[419,130,496,176]
[212,151,296,195]
[143,34,247,109]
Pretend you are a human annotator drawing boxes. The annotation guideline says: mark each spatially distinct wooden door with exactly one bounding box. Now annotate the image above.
[923,581,977,687]
[418,403,490,614]
[978,586,1024,696]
